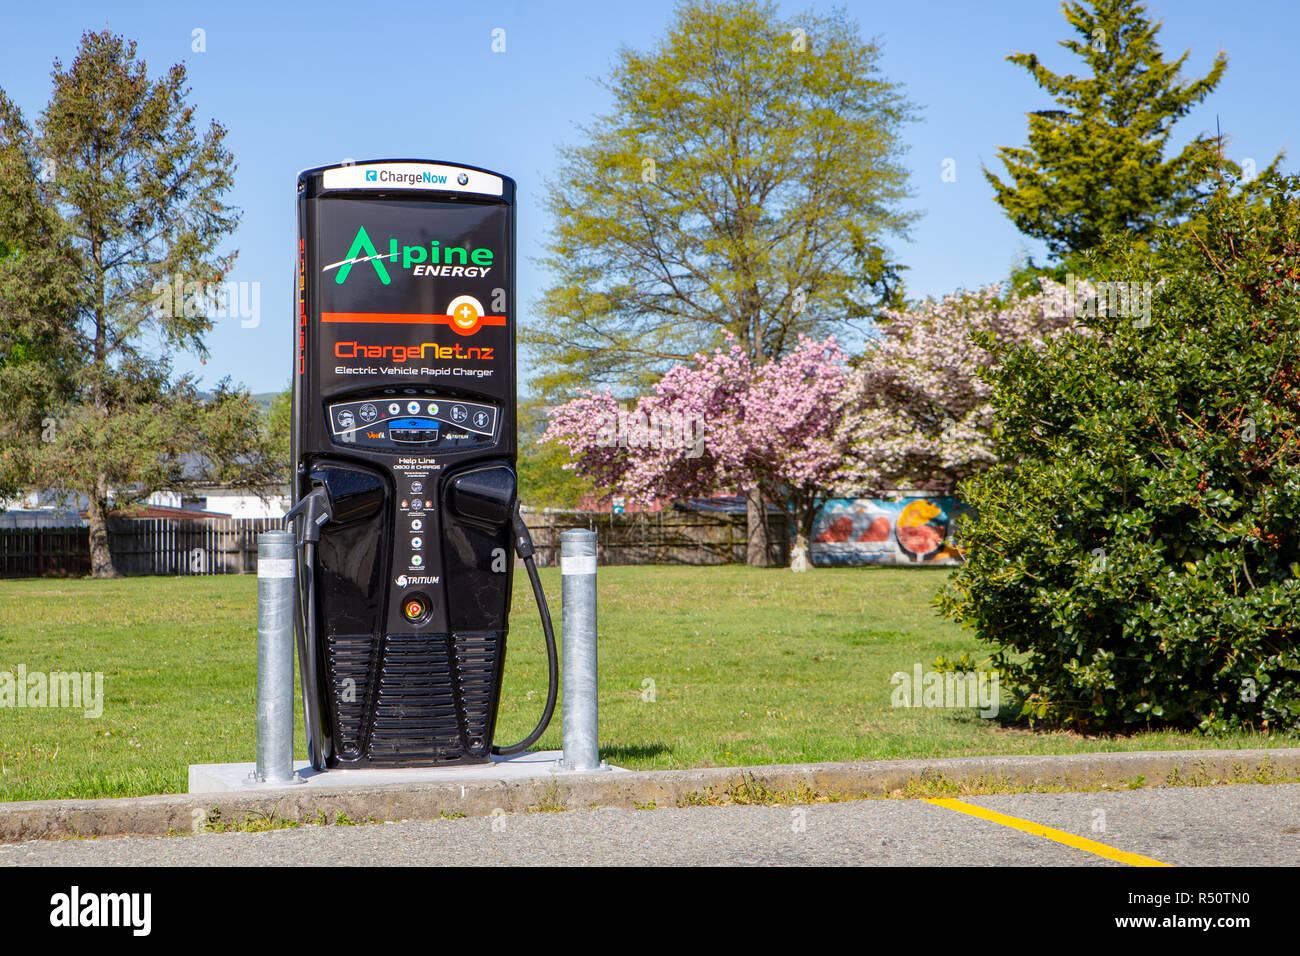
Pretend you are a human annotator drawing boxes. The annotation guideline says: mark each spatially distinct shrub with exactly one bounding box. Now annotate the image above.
[939,175,1300,734]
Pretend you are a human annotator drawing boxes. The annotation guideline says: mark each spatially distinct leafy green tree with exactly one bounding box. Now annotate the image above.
[941,174,1300,733]
[531,0,916,396]
[528,0,917,562]
[518,444,595,513]
[985,0,1247,260]
[516,399,593,510]
[0,31,274,576]
[265,387,292,485]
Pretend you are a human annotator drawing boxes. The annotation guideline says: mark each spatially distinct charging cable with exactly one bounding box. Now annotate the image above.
[491,508,559,755]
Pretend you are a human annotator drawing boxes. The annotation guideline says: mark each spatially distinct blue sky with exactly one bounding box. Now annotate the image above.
[1,0,1295,395]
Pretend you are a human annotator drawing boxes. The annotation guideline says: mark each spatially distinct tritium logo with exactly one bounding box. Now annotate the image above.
[324,227,496,286]
[396,575,440,586]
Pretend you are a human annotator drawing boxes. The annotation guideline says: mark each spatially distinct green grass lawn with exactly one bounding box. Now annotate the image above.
[0,566,1293,802]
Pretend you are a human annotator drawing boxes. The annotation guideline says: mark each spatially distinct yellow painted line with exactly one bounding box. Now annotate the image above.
[923,798,1174,867]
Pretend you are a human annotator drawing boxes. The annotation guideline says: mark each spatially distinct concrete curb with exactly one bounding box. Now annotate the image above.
[3,747,1298,842]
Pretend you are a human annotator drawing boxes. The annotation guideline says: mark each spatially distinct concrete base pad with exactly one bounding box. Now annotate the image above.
[188,750,624,794]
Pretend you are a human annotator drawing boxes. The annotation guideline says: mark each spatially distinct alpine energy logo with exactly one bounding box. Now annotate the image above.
[330,226,391,285]
[364,169,448,186]
[324,227,497,287]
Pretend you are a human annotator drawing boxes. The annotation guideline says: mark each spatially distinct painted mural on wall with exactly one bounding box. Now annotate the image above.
[810,496,966,566]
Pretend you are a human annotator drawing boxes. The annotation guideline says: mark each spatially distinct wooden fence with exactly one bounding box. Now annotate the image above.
[0,511,784,577]
[523,510,788,567]
[0,518,282,578]
[0,525,92,578]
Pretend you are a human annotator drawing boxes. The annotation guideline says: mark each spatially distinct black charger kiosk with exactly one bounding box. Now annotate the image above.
[287,160,555,770]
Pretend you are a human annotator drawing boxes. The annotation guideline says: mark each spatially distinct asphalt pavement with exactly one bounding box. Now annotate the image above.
[2,782,1296,866]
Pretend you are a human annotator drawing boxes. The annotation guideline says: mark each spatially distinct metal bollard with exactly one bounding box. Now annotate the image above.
[560,529,602,771]
[252,531,299,784]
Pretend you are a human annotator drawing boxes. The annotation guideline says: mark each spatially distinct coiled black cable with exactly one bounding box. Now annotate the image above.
[491,511,559,755]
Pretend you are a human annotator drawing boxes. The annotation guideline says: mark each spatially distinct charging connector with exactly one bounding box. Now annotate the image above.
[283,485,334,770]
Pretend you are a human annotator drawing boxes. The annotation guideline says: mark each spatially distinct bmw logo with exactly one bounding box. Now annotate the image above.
[456,172,469,185]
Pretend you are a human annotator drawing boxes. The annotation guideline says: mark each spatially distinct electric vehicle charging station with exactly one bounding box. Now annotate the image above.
[286,159,557,771]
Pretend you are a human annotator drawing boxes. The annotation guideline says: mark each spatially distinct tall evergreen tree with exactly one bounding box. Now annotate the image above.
[0,31,277,576]
[0,92,81,500]
[985,0,1233,259]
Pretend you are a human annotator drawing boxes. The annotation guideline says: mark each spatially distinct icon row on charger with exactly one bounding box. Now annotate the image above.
[383,401,441,417]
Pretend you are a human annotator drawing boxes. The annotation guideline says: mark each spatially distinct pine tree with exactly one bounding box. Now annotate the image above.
[0,31,277,576]
[0,92,81,500]
[985,0,1231,259]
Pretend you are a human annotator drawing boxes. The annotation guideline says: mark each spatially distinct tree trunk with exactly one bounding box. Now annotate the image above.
[87,476,120,578]
[788,491,815,572]
[745,484,770,567]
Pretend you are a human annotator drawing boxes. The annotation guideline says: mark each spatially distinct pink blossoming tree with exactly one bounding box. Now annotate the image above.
[544,335,851,567]
[835,280,1085,493]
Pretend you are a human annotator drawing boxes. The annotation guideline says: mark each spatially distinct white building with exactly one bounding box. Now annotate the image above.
[153,486,290,519]
[2,484,290,521]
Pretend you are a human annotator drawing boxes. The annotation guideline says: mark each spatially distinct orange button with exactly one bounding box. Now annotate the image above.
[402,596,427,621]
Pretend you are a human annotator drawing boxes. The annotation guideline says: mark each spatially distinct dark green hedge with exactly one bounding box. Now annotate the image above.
[941,176,1300,734]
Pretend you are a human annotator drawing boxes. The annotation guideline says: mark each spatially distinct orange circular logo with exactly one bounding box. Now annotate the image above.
[446,295,485,335]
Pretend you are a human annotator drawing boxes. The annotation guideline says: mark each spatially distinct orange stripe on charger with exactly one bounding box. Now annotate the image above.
[321,312,507,325]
